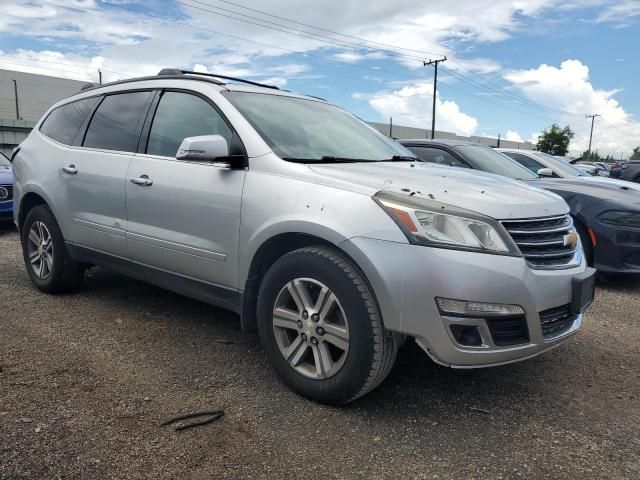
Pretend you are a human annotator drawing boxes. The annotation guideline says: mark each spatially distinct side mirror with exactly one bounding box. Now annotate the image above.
[176,135,235,166]
[537,167,553,177]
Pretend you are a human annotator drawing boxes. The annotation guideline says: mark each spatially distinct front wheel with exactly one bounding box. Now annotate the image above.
[257,246,397,405]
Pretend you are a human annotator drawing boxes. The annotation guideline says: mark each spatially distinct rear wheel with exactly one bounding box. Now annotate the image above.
[257,246,397,405]
[21,205,84,293]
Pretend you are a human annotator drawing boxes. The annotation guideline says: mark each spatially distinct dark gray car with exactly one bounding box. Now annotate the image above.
[401,139,640,274]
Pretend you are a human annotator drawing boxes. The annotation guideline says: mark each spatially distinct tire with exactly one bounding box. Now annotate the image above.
[575,221,593,267]
[21,205,84,293]
[257,246,397,405]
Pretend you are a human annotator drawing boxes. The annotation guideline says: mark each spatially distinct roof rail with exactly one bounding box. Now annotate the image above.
[157,68,280,90]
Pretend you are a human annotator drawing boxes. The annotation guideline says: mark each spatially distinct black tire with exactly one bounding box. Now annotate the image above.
[575,221,593,267]
[257,246,397,405]
[21,205,84,293]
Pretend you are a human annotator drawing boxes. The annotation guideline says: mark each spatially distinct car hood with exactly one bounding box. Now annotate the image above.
[581,176,640,191]
[308,162,567,220]
[526,177,640,213]
[0,167,12,185]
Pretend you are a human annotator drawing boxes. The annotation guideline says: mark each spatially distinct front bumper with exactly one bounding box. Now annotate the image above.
[341,236,592,368]
[591,222,640,274]
[0,201,12,221]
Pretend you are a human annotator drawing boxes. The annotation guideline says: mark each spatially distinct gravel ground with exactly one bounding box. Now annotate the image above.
[1,223,639,480]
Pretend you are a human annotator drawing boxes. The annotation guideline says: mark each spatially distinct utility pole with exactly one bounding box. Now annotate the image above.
[12,79,19,120]
[585,113,600,154]
[98,69,102,84]
[497,133,501,148]
[423,56,447,139]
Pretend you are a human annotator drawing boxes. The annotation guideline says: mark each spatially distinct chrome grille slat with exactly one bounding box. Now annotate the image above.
[501,214,579,269]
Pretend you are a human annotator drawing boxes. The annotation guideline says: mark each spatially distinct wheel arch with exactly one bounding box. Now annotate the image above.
[240,231,374,333]
[18,190,50,233]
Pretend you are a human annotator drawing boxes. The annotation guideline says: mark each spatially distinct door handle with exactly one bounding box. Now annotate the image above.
[130,175,153,186]
[62,165,78,175]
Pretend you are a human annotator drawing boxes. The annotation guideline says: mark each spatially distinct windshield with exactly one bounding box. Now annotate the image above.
[0,153,10,168]
[534,152,589,177]
[223,92,415,162]
[457,145,539,180]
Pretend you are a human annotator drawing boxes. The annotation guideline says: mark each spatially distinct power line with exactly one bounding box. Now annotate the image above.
[179,0,584,118]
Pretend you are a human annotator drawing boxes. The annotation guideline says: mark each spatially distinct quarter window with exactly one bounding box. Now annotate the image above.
[83,91,152,152]
[406,146,469,168]
[147,92,233,158]
[40,97,99,146]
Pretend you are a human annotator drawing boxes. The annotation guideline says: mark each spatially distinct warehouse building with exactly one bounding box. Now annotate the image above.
[0,69,85,157]
[0,68,532,157]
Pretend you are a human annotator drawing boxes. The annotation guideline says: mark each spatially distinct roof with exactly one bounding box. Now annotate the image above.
[75,68,325,103]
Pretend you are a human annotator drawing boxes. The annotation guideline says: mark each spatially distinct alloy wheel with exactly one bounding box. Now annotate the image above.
[272,278,350,379]
[27,221,54,280]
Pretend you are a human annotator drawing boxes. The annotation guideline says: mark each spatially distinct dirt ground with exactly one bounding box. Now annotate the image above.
[1,223,639,480]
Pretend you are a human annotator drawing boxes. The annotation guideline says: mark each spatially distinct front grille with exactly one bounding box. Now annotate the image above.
[0,184,13,202]
[486,315,529,346]
[539,304,577,338]
[501,214,578,269]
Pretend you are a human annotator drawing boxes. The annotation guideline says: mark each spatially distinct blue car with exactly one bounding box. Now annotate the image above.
[0,152,13,222]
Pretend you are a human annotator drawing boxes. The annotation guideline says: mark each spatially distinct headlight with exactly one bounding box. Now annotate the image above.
[597,210,640,229]
[374,191,519,255]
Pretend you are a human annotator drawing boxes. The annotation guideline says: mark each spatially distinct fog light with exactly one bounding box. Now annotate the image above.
[436,298,524,317]
[450,325,483,346]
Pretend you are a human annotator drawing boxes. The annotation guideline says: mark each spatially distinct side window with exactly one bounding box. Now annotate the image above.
[83,91,152,152]
[147,92,233,158]
[504,152,544,173]
[406,146,469,168]
[40,97,100,145]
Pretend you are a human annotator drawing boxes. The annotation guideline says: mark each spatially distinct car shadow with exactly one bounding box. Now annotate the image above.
[0,221,16,236]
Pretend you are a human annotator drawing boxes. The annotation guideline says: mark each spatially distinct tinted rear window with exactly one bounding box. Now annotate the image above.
[83,91,152,152]
[40,97,100,145]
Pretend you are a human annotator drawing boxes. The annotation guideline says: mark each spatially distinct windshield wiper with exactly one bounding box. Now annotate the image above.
[320,156,371,163]
[379,155,418,162]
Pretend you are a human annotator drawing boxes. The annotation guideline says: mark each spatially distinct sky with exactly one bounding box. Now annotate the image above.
[0,0,639,157]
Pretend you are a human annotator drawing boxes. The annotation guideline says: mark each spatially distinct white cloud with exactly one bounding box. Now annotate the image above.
[595,0,640,25]
[368,82,478,136]
[505,130,524,142]
[505,59,640,156]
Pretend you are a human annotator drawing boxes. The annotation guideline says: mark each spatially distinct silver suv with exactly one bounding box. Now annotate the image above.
[12,69,595,404]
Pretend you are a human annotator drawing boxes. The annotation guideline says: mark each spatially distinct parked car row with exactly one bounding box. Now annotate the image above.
[8,70,602,404]
[610,160,640,182]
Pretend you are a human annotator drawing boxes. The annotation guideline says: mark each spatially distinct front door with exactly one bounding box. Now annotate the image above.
[125,90,245,289]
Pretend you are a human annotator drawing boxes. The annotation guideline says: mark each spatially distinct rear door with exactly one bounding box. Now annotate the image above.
[125,89,245,289]
[62,90,154,257]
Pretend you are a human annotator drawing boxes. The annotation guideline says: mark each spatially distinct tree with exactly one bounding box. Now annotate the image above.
[581,150,602,162]
[536,124,575,156]
[631,147,640,160]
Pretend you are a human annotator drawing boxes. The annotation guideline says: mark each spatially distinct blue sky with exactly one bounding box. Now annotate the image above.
[1,0,639,156]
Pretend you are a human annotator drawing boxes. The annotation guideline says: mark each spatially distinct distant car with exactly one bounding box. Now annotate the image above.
[575,162,612,176]
[610,160,640,182]
[401,139,640,274]
[0,152,14,222]
[573,162,599,176]
[498,149,640,191]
